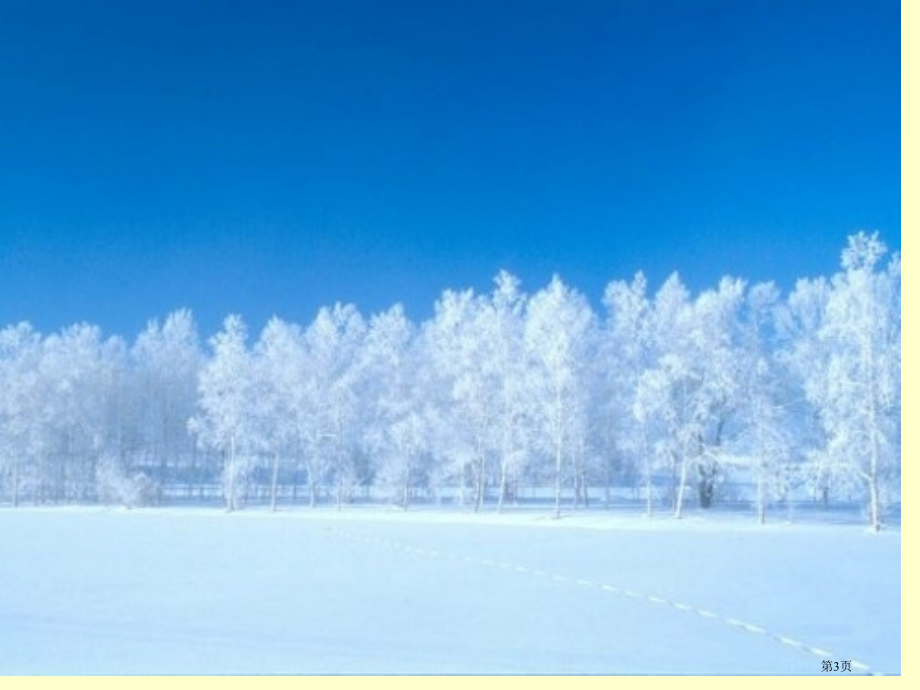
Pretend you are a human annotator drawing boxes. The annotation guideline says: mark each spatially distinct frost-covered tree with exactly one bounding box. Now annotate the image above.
[249,307,369,510]
[424,288,487,506]
[130,310,202,501]
[524,276,595,518]
[423,272,529,511]
[35,324,128,503]
[603,272,654,513]
[638,275,744,518]
[0,231,900,520]
[309,304,367,509]
[487,271,529,513]
[777,276,837,504]
[779,233,901,530]
[276,304,369,508]
[820,232,900,530]
[636,274,695,515]
[0,323,43,506]
[362,305,431,509]
[426,286,523,510]
[252,317,302,510]
[735,283,793,524]
[688,277,745,511]
[190,314,252,512]
[2,322,151,507]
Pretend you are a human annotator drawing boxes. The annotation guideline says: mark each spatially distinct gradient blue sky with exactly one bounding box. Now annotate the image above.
[0,0,900,338]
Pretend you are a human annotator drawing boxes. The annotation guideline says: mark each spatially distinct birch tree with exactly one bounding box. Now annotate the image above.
[362,305,431,509]
[423,288,485,507]
[603,272,654,513]
[736,283,792,523]
[0,323,43,506]
[309,304,367,510]
[820,232,900,530]
[190,314,252,511]
[487,271,529,513]
[524,276,594,518]
[689,277,744,511]
[130,309,202,501]
[777,276,838,504]
[252,316,302,511]
[638,275,744,518]
[637,274,695,515]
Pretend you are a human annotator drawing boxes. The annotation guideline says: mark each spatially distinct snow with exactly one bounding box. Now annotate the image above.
[0,506,900,675]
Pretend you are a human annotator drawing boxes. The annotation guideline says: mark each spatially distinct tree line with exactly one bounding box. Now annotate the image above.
[0,232,900,529]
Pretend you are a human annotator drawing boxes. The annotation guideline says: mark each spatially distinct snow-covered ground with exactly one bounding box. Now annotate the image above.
[0,506,900,675]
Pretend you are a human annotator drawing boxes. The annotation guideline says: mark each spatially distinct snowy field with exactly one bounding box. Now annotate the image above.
[0,506,900,675]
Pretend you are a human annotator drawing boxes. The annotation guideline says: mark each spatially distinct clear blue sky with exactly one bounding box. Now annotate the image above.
[0,0,900,338]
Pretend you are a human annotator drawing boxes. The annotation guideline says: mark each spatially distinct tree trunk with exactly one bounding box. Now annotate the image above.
[867,373,882,532]
[403,468,411,511]
[479,456,487,511]
[604,457,611,511]
[474,454,485,513]
[335,450,344,512]
[868,472,881,532]
[645,472,653,518]
[158,455,167,506]
[306,450,318,508]
[497,463,507,514]
[575,472,588,509]
[644,449,653,517]
[226,434,237,512]
[698,468,715,509]
[459,463,466,507]
[13,461,20,508]
[554,444,563,519]
[270,453,279,512]
[643,425,653,517]
[674,453,688,519]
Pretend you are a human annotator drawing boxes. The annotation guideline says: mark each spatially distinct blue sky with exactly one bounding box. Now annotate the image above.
[0,0,900,337]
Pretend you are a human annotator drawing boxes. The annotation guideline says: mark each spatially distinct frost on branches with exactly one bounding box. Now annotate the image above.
[0,233,901,528]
